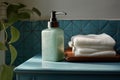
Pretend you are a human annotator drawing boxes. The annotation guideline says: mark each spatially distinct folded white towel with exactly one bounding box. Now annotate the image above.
[71,33,115,47]
[69,41,114,50]
[73,47,114,54]
[68,33,116,57]
[74,49,116,57]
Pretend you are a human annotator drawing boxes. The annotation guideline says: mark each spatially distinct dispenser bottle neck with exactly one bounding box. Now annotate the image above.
[48,21,58,28]
[48,11,67,28]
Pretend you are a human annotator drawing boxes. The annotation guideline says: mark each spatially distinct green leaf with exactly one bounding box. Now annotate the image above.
[32,7,41,16]
[7,4,19,18]
[9,26,20,44]
[7,12,19,24]
[0,65,14,80]
[18,8,33,14]
[0,20,10,31]
[19,8,32,12]
[0,22,4,31]
[7,3,26,18]
[18,3,26,8]
[0,42,7,50]
[18,12,30,20]
[4,22,12,29]
[9,44,17,65]
[2,2,9,5]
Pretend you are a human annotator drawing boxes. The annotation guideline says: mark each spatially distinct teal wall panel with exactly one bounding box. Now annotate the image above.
[6,20,120,66]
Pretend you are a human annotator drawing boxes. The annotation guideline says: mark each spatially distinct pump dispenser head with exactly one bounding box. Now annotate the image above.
[48,11,67,28]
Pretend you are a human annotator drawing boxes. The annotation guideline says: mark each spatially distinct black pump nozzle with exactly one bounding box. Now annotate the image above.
[50,11,57,22]
[48,11,67,28]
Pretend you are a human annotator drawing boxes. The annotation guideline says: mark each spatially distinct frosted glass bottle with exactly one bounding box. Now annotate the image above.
[41,11,66,61]
[42,27,64,61]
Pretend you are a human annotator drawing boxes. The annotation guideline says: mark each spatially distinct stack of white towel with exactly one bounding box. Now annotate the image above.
[68,33,116,57]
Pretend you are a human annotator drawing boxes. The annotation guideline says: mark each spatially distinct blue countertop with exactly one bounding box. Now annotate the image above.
[14,54,120,74]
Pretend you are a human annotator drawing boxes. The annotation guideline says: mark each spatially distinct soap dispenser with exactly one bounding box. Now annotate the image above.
[42,11,67,61]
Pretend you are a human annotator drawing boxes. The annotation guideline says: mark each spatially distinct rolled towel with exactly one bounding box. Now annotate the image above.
[74,49,116,57]
[71,33,115,47]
